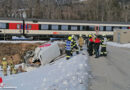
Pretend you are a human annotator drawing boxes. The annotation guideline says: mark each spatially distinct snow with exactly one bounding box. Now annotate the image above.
[0,41,46,43]
[107,42,130,48]
[0,40,65,44]
[0,50,90,90]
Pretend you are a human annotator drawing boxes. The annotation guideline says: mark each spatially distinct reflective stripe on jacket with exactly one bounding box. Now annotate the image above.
[65,40,72,50]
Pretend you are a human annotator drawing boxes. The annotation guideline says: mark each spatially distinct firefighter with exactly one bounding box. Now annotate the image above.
[94,35,101,58]
[71,35,79,54]
[86,35,89,48]
[1,57,8,76]
[17,65,27,73]
[8,56,16,75]
[65,36,73,60]
[88,34,94,56]
[78,35,84,51]
[100,35,107,56]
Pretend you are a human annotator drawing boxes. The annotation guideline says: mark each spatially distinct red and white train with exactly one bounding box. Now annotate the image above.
[0,19,130,40]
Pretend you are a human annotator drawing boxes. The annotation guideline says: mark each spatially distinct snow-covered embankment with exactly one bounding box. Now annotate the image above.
[3,51,89,90]
[107,42,130,48]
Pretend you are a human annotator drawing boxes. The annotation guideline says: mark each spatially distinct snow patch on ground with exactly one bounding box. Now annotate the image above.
[1,51,89,90]
[0,41,46,43]
[107,42,130,48]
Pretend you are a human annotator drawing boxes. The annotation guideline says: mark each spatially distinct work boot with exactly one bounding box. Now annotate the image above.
[95,55,99,58]
[80,49,83,51]
[89,54,93,56]
[100,54,103,56]
[66,57,70,60]
[104,54,107,56]
[76,51,79,54]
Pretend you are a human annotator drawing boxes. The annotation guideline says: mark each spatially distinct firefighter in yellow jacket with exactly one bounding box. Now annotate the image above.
[78,35,84,51]
[1,57,8,76]
[8,57,16,75]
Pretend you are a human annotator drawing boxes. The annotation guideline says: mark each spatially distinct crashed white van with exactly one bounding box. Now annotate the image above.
[32,42,61,66]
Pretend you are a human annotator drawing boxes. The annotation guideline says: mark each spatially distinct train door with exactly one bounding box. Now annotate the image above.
[26,24,29,33]
[117,32,120,43]
[95,26,99,35]
[20,24,25,29]
[26,24,39,30]
[20,24,29,34]
[16,24,22,33]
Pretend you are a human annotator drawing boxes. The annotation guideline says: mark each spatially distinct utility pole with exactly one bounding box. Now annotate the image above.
[4,29,5,40]
[22,11,26,37]
[23,19,25,36]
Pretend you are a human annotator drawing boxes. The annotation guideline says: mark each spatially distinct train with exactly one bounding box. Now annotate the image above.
[0,18,130,40]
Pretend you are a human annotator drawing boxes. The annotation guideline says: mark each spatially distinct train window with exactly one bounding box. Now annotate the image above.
[68,25,71,30]
[82,26,89,31]
[95,26,100,31]
[99,26,104,31]
[86,26,89,31]
[28,25,32,29]
[113,26,120,31]
[106,26,112,31]
[52,25,58,30]
[80,26,83,31]
[89,26,95,31]
[41,24,49,30]
[58,25,61,30]
[0,23,6,29]
[17,24,21,29]
[61,25,68,30]
[122,27,128,29]
[77,26,80,30]
[82,26,86,31]
[71,26,77,30]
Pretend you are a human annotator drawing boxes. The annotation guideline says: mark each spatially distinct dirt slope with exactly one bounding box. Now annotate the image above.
[0,43,41,64]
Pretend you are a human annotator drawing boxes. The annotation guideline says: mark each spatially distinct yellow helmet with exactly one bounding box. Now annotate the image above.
[3,57,6,61]
[79,34,82,37]
[68,36,72,40]
[89,34,92,37]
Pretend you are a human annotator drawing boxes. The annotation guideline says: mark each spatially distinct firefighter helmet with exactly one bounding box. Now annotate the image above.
[68,36,72,40]
[88,34,92,38]
[2,57,6,61]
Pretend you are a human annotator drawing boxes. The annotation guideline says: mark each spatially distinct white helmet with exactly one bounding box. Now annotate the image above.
[103,34,106,36]
[71,35,74,38]
[3,57,6,61]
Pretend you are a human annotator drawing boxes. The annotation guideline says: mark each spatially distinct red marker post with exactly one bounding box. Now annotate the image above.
[0,77,17,89]
[0,77,2,84]
[0,77,4,88]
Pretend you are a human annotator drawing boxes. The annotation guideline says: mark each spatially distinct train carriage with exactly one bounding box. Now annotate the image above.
[0,18,130,40]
